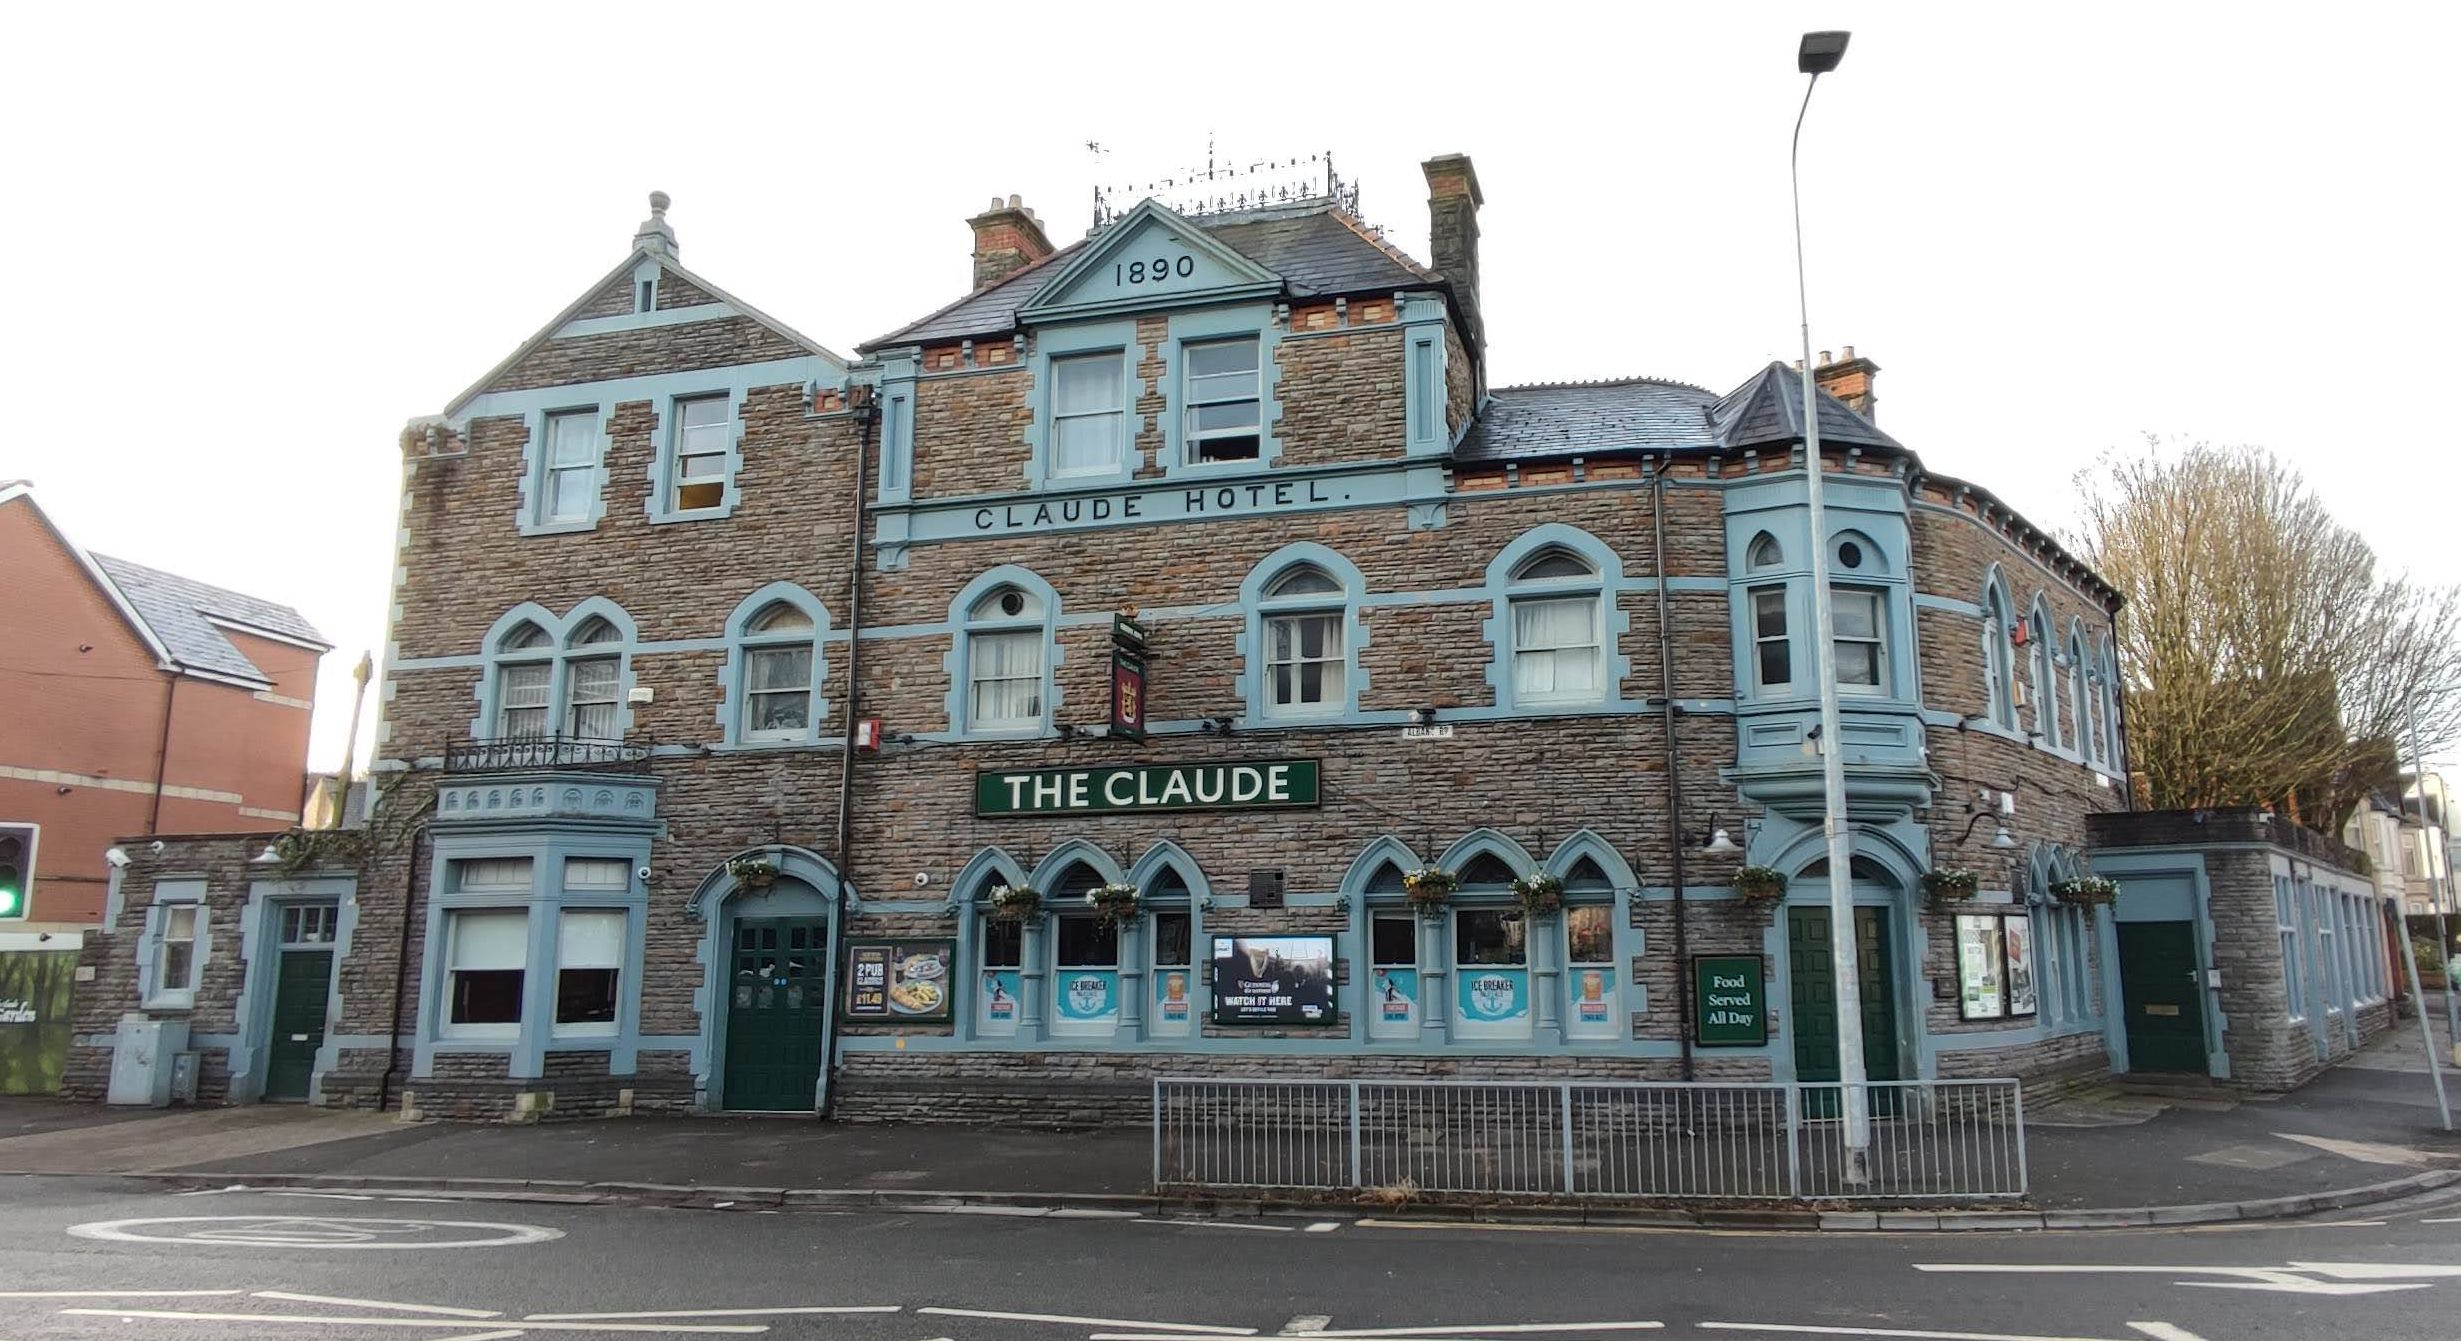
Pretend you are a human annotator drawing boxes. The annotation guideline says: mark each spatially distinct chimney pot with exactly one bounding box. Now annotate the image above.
[966,195,1055,291]
[1007,193,1022,209]
[1842,344,1855,360]
[1819,349,1833,366]
[1812,345,1882,424]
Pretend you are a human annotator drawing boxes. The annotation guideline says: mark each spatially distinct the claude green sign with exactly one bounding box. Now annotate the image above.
[976,760,1320,817]
[1693,955,1768,1047]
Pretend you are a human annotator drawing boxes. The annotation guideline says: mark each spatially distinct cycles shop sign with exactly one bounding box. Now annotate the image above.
[975,760,1320,817]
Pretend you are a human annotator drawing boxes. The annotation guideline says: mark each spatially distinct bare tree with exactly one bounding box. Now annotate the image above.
[2075,440,2461,824]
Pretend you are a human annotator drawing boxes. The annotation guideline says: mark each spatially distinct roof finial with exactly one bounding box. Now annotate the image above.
[635,190,678,260]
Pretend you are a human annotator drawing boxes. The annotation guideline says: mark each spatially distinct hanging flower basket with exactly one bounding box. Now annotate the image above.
[1732,866,1788,903]
[1088,882,1141,926]
[989,883,1042,920]
[1404,867,1457,915]
[2050,875,2119,907]
[1510,871,1565,917]
[1922,868,1980,904]
[725,856,778,889]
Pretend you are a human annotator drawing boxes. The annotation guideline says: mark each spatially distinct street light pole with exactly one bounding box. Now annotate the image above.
[1792,28,1871,1182]
[2401,709,2459,1048]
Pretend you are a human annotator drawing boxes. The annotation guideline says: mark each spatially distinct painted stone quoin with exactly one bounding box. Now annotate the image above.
[70,160,2163,1121]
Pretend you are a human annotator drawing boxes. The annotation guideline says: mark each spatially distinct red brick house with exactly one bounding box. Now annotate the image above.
[0,482,330,927]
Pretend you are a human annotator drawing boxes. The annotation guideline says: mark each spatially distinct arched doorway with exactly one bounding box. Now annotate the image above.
[1782,855,1908,1088]
[689,848,842,1113]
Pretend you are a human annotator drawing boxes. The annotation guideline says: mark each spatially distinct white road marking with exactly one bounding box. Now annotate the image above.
[433,1332,526,1341]
[2125,1325,2212,1341]
[525,1305,901,1320]
[1700,1325,2119,1341]
[1303,1326,1663,1337]
[1284,1316,1333,1333]
[0,1290,245,1299]
[1914,1262,2437,1297]
[66,1216,563,1250]
[1136,1218,1296,1232]
[272,1191,377,1202]
[254,1291,501,1318]
[2273,1132,2441,1167]
[56,1309,764,1334]
[2423,1217,2461,1224]
[919,1306,1255,1334]
[1305,1222,1343,1233]
[2287,1261,2461,1279]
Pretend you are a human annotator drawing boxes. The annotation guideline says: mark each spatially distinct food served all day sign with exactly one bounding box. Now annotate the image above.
[975,760,1320,816]
[1692,955,1768,1047]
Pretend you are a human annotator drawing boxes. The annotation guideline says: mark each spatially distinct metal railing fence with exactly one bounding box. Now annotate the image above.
[1154,1076,2026,1202]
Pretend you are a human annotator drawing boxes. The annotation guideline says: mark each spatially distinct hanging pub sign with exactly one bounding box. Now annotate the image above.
[842,940,954,1022]
[1692,954,1768,1047]
[975,759,1320,816]
[1109,611,1149,740]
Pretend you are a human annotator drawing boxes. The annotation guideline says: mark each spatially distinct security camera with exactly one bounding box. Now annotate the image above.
[914,872,932,888]
[636,866,654,882]
[149,840,165,855]
[104,847,130,869]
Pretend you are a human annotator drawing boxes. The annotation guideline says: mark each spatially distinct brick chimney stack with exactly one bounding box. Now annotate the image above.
[1421,154,1485,371]
[967,195,1054,291]
[1815,345,1880,422]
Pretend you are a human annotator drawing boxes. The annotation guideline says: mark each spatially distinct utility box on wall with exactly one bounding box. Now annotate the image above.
[104,1014,190,1107]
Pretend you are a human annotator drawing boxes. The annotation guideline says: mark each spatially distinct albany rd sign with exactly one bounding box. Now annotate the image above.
[975,760,1320,817]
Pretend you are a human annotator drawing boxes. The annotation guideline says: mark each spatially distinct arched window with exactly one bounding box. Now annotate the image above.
[1980,577,2016,728]
[738,601,818,742]
[1459,852,1518,889]
[1258,561,1348,719]
[2098,639,2123,768]
[563,618,622,739]
[493,622,554,739]
[1563,856,1612,893]
[2027,599,2056,744]
[1507,546,1605,705]
[957,576,1052,735]
[2068,626,2093,761]
[1744,532,1792,695]
[1364,861,1409,896]
[1747,532,1784,570]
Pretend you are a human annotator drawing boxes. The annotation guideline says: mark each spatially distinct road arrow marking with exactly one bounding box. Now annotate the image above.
[1916,1261,2457,1296]
[2125,1326,2210,1341]
[2286,1260,2461,1278]
[254,1292,500,1318]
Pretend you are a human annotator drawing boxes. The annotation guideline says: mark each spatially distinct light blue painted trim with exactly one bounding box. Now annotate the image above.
[1479,524,1636,714]
[414,832,654,1083]
[1235,542,1368,727]
[2088,849,2223,1077]
[875,354,918,506]
[644,385,750,524]
[555,303,739,339]
[1158,303,1283,479]
[1127,840,1214,902]
[102,865,127,928]
[1025,319,1145,489]
[684,844,842,1111]
[469,598,641,743]
[1436,827,1539,878]
[714,582,832,748]
[943,566,1066,740]
[1340,834,1428,892]
[1543,829,1640,890]
[454,356,832,425]
[1401,292,1449,457]
[834,1035,1693,1059]
[229,875,357,1105]
[878,455,1449,547]
[134,878,208,1012]
[1019,201,1282,323]
[1028,839,1128,892]
[1913,593,1983,617]
[516,403,615,537]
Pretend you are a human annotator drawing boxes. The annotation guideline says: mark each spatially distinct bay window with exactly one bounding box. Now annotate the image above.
[1752,587,1792,691]
[553,909,624,1035]
[443,909,528,1039]
[1830,586,1887,694]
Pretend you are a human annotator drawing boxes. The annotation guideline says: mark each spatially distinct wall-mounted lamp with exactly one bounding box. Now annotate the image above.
[1685,813,1744,855]
[249,843,283,865]
[103,847,130,870]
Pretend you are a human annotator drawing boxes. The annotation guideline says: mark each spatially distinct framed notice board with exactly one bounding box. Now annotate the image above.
[1692,954,1768,1047]
[842,940,955,1023]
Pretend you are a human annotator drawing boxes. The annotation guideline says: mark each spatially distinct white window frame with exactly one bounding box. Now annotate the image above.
[441,907,529,1042]
[1050,351,1127,478]
[1830,584,1888,697]
[668,394,732,513]
[553,908,626,1039]
[739,605,818,743]
[1181,335,1262,464]
[496,658,551,740]
[1981,583,2016,728]
[1750,585,1792,692]
[541,410,599,524]
[146,895,206,1010]
[563,655,620,739]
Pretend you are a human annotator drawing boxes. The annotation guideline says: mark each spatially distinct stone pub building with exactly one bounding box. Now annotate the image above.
[71,160,2169,1119]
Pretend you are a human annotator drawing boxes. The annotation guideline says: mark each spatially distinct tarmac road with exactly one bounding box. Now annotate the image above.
[2,1174,2458,1341]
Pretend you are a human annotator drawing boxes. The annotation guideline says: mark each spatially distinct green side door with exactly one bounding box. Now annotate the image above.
[2118,920,2207,1074]
[1788,905,1902,1095]
[264,947,335,1102]
[723,919,831,1112]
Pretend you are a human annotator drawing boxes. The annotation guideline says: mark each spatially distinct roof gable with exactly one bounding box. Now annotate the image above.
[1020,201,1280,322]
[90,553,328,686]
[2,484,178,670]
[1709,362,1901,452]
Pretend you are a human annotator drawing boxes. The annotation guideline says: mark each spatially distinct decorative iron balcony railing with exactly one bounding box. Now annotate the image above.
[444,734,654,775]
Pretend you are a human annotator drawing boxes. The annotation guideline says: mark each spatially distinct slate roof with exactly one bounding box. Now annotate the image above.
[860,203,1438,351]
[90,553,329,684]
[1455,363,1900,464]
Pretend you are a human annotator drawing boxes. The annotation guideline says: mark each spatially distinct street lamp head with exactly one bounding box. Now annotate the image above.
[1798,30,1851,75]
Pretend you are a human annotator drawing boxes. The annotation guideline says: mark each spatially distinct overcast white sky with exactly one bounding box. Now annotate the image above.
[4,3,2454,773]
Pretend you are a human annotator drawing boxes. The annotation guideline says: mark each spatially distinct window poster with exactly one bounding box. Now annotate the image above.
[1956,915,2005,1021]
[1154,966,1195,1027]
[1369,966,1419,1037]
[978,969,1020,1035]
[842,940,953,1022]
[1566,966,1620,1040]
[1455,968,1532,1038]
[2004,914,2038,1018]
[1210,936,1336,1025]
[1052,970,1120,1033]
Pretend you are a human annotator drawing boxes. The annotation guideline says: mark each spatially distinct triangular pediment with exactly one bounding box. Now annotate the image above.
[1020,200,1281,321]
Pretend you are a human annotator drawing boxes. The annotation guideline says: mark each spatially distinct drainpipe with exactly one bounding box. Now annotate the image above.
[822,386,880,1119]
[1652,465,1695,1079]
[147,671,181,834]
[376,817,428,1114]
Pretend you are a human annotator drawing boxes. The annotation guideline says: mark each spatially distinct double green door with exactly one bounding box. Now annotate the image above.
[264,947,334,1102]
[723,919,832,1111]
[1787,906,1902,1093]
[2118,921,2208,1073]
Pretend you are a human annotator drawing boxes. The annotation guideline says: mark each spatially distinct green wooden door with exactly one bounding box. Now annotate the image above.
[723,919,831,1112]
[264,948,334,1102]
[1788,905,1902,1089]
[2118,921,2207,1074]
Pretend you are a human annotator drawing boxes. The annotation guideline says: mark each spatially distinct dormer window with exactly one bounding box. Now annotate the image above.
[1052,352,1126,476]
[1183,336,1261,462]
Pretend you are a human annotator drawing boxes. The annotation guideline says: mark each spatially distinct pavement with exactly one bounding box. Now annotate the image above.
[3,1172,2459,1341]
[3,1018,2456,1230]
